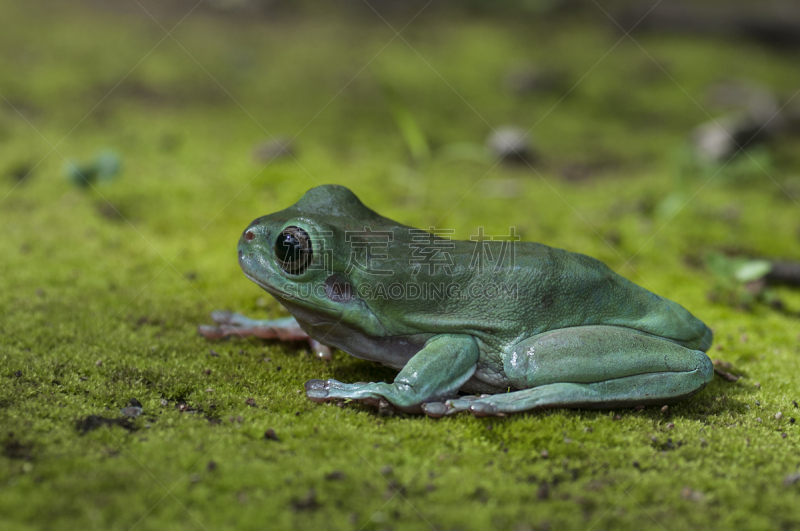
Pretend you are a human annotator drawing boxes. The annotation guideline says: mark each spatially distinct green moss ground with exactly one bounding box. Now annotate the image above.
[2,2,800,529]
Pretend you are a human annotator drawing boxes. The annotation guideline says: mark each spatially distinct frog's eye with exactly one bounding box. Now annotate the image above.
[275,226,313,275]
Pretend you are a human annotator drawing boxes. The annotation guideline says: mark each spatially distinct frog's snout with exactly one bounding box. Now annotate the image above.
[237,225,263,275]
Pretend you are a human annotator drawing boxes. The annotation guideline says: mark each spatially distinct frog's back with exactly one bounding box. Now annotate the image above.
[392,240,711,352]
[507,243,711,350]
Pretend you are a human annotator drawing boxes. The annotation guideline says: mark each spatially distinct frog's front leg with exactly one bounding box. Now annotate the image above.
[425,326,714,417]
[198,311,331,360]
[305,334,479,414]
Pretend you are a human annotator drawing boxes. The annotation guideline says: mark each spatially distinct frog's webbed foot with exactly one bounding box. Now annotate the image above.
[305,379,399,413]
[421,395,505,417]
[304,379,400,409]
[304,334,480,414]
[425,387,597,417]
[198,311,332,360]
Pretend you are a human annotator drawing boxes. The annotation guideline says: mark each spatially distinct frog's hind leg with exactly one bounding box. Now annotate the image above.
[438,372,711,417]
[198,311,331,360]
[423,326,713,417]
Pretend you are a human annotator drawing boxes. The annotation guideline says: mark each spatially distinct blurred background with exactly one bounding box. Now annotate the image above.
[3,0,800,315]
[3,1,800,529]
[3,0,800,308]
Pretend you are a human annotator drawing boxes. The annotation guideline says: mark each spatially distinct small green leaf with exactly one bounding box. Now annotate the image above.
[734,260,772,283]
[374,75,431,163]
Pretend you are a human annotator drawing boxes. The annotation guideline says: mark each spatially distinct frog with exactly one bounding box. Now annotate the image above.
[199,184,714,417]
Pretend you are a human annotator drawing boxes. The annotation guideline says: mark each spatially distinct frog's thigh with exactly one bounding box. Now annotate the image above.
[476,325,713,413]
[506,325,712,389]
[305,334,479,412]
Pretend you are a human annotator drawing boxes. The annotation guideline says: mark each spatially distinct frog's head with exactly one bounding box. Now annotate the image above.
[238,184,406,336]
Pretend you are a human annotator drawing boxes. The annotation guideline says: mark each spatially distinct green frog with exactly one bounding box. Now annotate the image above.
[200,185,714,417]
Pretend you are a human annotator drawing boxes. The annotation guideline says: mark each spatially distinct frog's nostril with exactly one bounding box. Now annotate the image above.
[244,231,255,241]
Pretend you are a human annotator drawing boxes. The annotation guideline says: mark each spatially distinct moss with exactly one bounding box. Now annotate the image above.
[2,2,800,530]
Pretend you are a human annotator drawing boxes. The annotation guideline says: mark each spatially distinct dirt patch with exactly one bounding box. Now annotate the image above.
[76,415,136,435]
[3,434,33,461]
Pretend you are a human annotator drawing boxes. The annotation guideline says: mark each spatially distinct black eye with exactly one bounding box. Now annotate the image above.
[275,226,312,274]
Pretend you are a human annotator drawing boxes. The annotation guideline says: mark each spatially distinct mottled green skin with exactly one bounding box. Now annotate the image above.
[238,185,714,415]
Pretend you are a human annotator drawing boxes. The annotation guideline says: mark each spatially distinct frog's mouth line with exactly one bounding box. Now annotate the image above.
[243,271,339,318]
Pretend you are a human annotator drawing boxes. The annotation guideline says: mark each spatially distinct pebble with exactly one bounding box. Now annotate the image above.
[325,470,346,481]
[119,406,142,417]
[680,487,705,502]
[690,85,783,163]
[504,66,566,95]
[486,126,535,163]
[784,473,800,486]
[253,137,294,162]
[776,412,784,420]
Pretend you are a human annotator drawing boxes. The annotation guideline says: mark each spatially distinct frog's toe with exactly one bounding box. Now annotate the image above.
[304,379,326,391]
[210,310,236,324]
[308,339,332,361]
[306,389,330,402]
[304,379,330,402]
[197,324,224,339]
[469,402,504,417]
[440,397,478,414]
[421,402,448,418]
